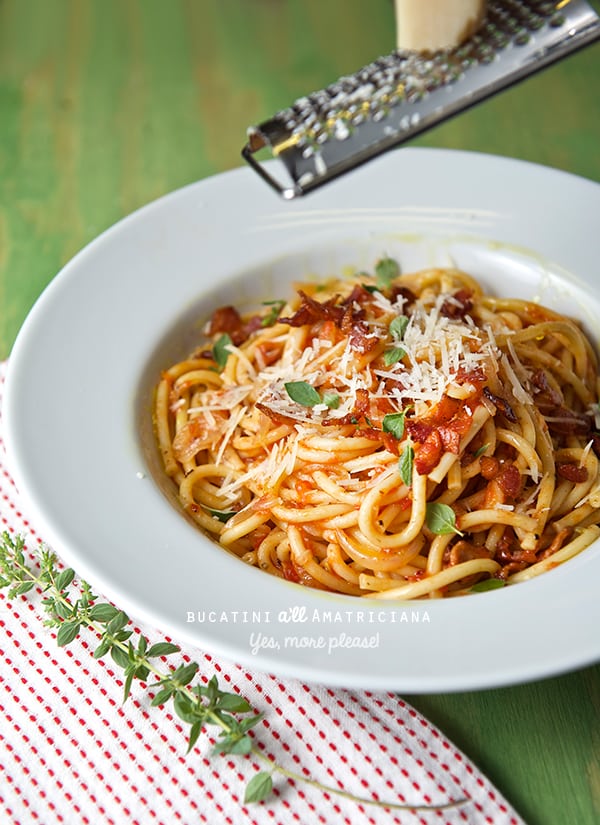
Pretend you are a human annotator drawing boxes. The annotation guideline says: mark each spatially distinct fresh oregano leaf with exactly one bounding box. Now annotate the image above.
[147,642,181,658]
[398,443,414,487]
[93,638,112,659]
[89,603,120,623]
[11,580,36,596]
[110,645,131,669]
[389,315,409,340]
[55,568,75,591]
[207,508,237,523]
[374,256,400,290]
[322,392,340,409]
[0,530,475,813]
[217,733,253,756]
[187,720,203,753]
[213,333,233,371]
[216,694,253,713]
[56,621,81,646]
[261,300,286,327]
[383,346,406,367]
[172,662,199,687]
[382,412,406,440]
[284,381,321,407]
[425,503,462,535]
[470,578,506,593]
[106,610,129,634]
[173,690,194,723]
[245,771,273,804]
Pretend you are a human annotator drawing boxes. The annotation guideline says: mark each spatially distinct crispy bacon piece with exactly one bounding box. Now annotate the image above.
[255,341,284,367]
[358,427,402,455]
[408,395,476,472]
[388,284,416,308]
[414,429,443,475]
[207,305,263,346]
[445,540,492,567]
[538,527,572,560]
[531,369,563,406]
[530,370,592,438]
[483,386,517,423]
[544,406,592,437]
[322,388,370,426]
[348,320,378,353]
[439,289,474,320]
[494,528,538,574]
[208,305,243,336]
[496,463,522,499]
[279,287,378,352]
[279,291,344,327]
[480,456,500,480]
[557,462,589,483]
[341,284,374,311]
[591,433,600,459]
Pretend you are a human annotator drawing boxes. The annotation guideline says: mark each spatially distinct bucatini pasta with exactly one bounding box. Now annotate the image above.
[154,260,600,599]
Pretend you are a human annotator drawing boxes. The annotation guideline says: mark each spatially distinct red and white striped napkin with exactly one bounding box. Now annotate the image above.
[0,362,525,825]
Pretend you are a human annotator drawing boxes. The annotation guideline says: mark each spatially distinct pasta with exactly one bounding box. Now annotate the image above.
[154,260,600,599]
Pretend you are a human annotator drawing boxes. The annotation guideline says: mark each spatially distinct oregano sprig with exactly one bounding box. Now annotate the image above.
[0,530,468,813]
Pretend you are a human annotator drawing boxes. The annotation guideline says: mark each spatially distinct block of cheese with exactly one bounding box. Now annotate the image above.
[395,0,487,51]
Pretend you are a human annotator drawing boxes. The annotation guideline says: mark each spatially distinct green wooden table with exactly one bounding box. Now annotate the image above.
[1,2,599,823]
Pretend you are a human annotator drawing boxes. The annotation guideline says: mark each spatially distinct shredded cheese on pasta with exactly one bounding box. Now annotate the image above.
[154,263,600,599]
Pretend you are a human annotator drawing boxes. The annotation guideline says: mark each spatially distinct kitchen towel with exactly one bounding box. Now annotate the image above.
[0,361,525,825]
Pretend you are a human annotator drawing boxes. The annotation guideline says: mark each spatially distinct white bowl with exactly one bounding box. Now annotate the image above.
[5,148,600,691]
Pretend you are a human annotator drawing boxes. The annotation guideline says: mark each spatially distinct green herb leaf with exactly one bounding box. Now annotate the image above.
[213,333,233,371]
[261,300,286,327]
[217,733,253,756]
[172,662,199,687]
[473,444,490,459]
[470,578,506,593]
[56,621,81,646]
[398,443,414,487]
[284,381,322,407]
[382,412,407,440]
[123,669,135,702]
[89,603,120,623]
[11,580,36,596]
[216,694,253,713]
[245,771,273,804]
[55,569,75,591]
[389,315,409,340]
[150,686,176,706]
[106,610,129,634]
[207,508,237,523]
[110,645,130,669]
[93,638,112,659]
[425,503,462,536]
[147,642,181,658]
[374,256,400,290]
[322,392,340,409]
[173,690,194,723]
[185,720,202,753]
[0,530,477,814]
[383,346,406,367]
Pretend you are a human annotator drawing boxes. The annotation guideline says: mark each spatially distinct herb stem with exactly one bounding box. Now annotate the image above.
[248,747,467,812]
[0,532,470,813]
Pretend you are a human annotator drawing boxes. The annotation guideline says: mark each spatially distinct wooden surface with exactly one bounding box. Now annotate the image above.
[1,2,599,823]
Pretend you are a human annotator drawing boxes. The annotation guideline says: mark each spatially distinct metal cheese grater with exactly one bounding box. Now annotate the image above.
[242,0,600,199]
